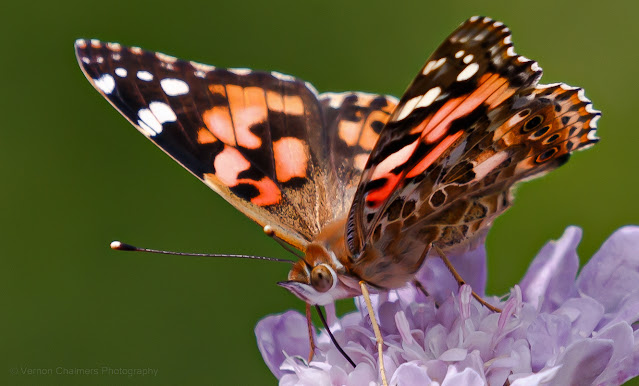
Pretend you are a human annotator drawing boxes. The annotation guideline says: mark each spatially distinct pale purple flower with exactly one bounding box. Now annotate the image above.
[255,226,639,385]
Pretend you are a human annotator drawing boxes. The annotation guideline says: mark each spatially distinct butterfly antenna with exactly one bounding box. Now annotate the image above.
[110,241,294,264]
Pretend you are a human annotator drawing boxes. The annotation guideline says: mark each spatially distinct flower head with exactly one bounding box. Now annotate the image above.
[255,226,639,385]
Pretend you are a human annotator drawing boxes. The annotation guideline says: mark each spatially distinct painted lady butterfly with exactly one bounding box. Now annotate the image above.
[76,16,599,382]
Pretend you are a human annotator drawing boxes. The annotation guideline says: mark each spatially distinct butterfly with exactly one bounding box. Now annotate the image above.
[76,16,599,383]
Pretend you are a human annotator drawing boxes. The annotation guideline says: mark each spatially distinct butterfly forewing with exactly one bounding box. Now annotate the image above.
[76,40,331,250]
[75,39,398,251]
[344,17,599,285]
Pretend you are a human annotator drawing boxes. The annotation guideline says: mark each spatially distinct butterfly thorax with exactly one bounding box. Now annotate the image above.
[281,217,429,305]
[281,218,364,305]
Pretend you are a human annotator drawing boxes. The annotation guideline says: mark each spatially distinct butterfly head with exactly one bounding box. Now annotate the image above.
[278,243,360,306]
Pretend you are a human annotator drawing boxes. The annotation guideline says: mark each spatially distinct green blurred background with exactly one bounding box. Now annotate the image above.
[2,0,637,384]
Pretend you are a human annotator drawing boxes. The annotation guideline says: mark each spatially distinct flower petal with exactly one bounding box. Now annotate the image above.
[551,338,614,385]
[441,366,485,386]
[527,313,571,371]
[347,362,377,386]
[592,322,638,386]
[389,362,433,386]
[552,297,604,339]
[509,366,561,386]
[519,226,581,312]
[577,226,639,312]
[599,289,639,329]
[416,243,487,303]
[255,310,310,378]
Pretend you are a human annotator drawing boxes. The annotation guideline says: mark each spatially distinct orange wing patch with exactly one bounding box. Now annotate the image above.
[338,120,362,146]
[211,146,282,206]
[273,137,309,182]
[227,85,265,149]
[209,84,226,96]
[203,107,235,145]
[406,131,463,178]
[266,91,305,115]
[213,146,250,186]
[359,111,386,151]
[197,127,217,144]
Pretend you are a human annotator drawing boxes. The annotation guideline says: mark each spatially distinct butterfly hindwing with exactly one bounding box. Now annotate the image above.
[319,92,398,217]
[345,17,599,281]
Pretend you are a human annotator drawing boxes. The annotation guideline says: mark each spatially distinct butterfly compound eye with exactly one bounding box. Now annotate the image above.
[310,264,334,293]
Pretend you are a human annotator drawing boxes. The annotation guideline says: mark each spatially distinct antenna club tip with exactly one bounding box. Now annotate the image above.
[263,224,275,236]
[110,241,137,251]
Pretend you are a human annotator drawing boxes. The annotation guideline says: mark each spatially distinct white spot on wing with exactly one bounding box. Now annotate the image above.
[396,96,420,121]
[229,68,252,75]
[473,152,509,180]
[321,92,348,109]
[149,101,177,124]
[137,71,153,81]
[137,121,157,137]
[305,82,319,96]
[470,16,479,22]
[463,54,474,64]
[271,71,296,82]
[457,63,479,82]
[537,83,561,89]
[156,52,177,63]
[115,68,127,77]
[160,78,189,96]
[423,61,436,75]
[422,57,446,75]
[137,109,162,136]
[455,50,465,58]
[474,30,489,41]
[106,42,121,51]
[577,88,587,100]
[416,87,441,108]
[94,74,115,94]
[190,61,215,73]
[560,84,579,91]
[584,104,595,114]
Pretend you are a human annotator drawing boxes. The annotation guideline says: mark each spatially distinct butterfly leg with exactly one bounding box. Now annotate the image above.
[305,303,316,363]
[359,281,388,386]
[413,279,444,309]
[432,244,502,313]
[413,279,430,297]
